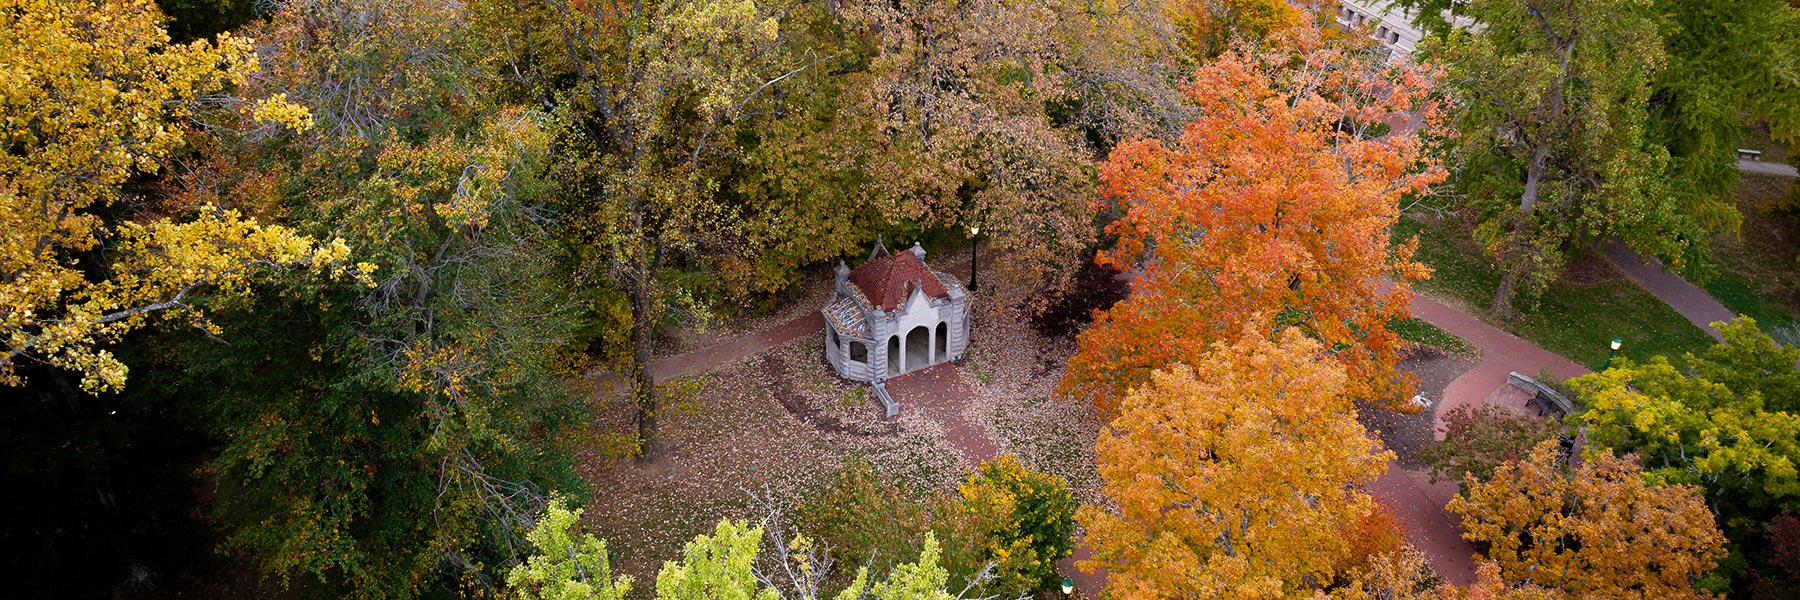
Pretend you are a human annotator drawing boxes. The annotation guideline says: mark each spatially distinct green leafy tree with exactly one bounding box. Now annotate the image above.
[1568,317,1800,593]
[657,519,777,600]
[1569,318,1800,509]
[162,1,595,595]
[1400,0,1800,316]
[487,0,799,458]
[509,499,632,600]
[951,456,1076,595]
[511,508,994,600]
[1411,0,1687,317]
[1647,0,1800,231]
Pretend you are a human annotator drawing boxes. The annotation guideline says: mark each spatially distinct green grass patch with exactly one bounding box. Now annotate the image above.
[1704,173,1800,345]
[1396,213,1716,370]
[1390,317,1481,362]
[1395,215,1501,308]
[1503,279,1716,369]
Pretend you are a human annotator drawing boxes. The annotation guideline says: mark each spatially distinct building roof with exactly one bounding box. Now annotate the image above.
[823,297,871,339]
[849,244,950,311]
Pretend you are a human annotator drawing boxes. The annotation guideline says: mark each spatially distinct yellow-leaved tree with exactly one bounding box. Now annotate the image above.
[1448,440,1727,599]
[1078,327,1393,598]
[0,0,352,391]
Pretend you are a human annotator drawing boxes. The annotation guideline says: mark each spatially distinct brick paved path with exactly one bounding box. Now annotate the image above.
[1380,294,1590,585]
[884,363,998,464]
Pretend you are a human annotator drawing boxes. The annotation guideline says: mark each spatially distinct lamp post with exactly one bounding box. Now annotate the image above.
[1061,578,1074,598]
[1602,337,1622,371]
[967,226,980,292]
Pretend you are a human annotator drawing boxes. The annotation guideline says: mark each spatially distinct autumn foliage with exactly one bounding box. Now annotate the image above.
[1448,441,1727,599]
[1166,0,1302,58]
[0,0,352,392]
[1060,28,1445,412]
[1078,328,1393,598]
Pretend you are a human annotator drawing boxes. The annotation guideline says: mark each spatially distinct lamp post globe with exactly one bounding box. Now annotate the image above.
[967,226,980,292]
[1603,337,1623,371]
[1061,578,1074,597]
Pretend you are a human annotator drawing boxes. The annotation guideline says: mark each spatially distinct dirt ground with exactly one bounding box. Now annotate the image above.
[961,306,1108,505]
[1360,347,1476,470]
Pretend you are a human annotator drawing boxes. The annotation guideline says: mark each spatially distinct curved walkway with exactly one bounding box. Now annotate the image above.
[636,259,1593,593]
[1377,294,1590,586]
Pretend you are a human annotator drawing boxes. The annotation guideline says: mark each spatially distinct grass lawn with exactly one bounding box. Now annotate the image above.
[1391,317,1481,362]
[1396,213,1717,370]
[1704,173,1800,345]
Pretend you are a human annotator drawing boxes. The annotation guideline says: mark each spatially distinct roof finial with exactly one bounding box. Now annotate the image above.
[869,235,890,261]
[910,241,926,261]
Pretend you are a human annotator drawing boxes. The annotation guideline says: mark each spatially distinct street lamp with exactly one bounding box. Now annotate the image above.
[1602,337,1622,371]
[968,226,981,292]
[1061,578,1074,598]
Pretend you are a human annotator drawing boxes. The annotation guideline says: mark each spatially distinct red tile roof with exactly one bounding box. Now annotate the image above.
[849,248,950,311]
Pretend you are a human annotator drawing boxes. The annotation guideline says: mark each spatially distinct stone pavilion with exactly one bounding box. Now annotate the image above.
[822,238,971,414]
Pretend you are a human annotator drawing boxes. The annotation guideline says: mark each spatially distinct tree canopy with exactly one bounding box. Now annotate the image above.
[1079,328,1393,598]
[1061,27,1442,411]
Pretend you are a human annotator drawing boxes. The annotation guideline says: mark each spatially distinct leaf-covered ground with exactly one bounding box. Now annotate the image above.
[577,272,1109,590]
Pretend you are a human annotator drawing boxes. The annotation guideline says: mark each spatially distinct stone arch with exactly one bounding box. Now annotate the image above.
[935,322,948,361]
[887,335,901,376]
[905,325,930,372]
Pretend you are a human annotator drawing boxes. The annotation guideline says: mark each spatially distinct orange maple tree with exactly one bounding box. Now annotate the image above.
[1077,328,1393,598]
[1059,26,1445,413]
[1448,440,1727,599]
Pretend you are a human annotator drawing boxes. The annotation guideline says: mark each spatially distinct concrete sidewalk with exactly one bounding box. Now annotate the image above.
[1602,241,1737,342]
[1739,159,1799,178]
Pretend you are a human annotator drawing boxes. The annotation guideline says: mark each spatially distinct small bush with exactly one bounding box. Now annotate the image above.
[797,457,1076,597]
[793,462,934,580]
[1419,404,1559,491]
[940,456,1076,596]
[1026,259,1130,338]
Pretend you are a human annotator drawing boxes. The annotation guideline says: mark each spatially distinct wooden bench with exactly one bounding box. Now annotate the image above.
[1739,148,1764,161]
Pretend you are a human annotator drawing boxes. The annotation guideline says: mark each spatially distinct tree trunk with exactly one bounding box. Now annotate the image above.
[629,277,661,460]
[1491,268,1522,319]
[1491,143,1553,318]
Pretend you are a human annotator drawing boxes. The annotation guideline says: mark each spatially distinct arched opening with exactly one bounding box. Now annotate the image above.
[905,325,930,372]
[934,322,948,361]
[887,335,901,376]
[849,341,867,364]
